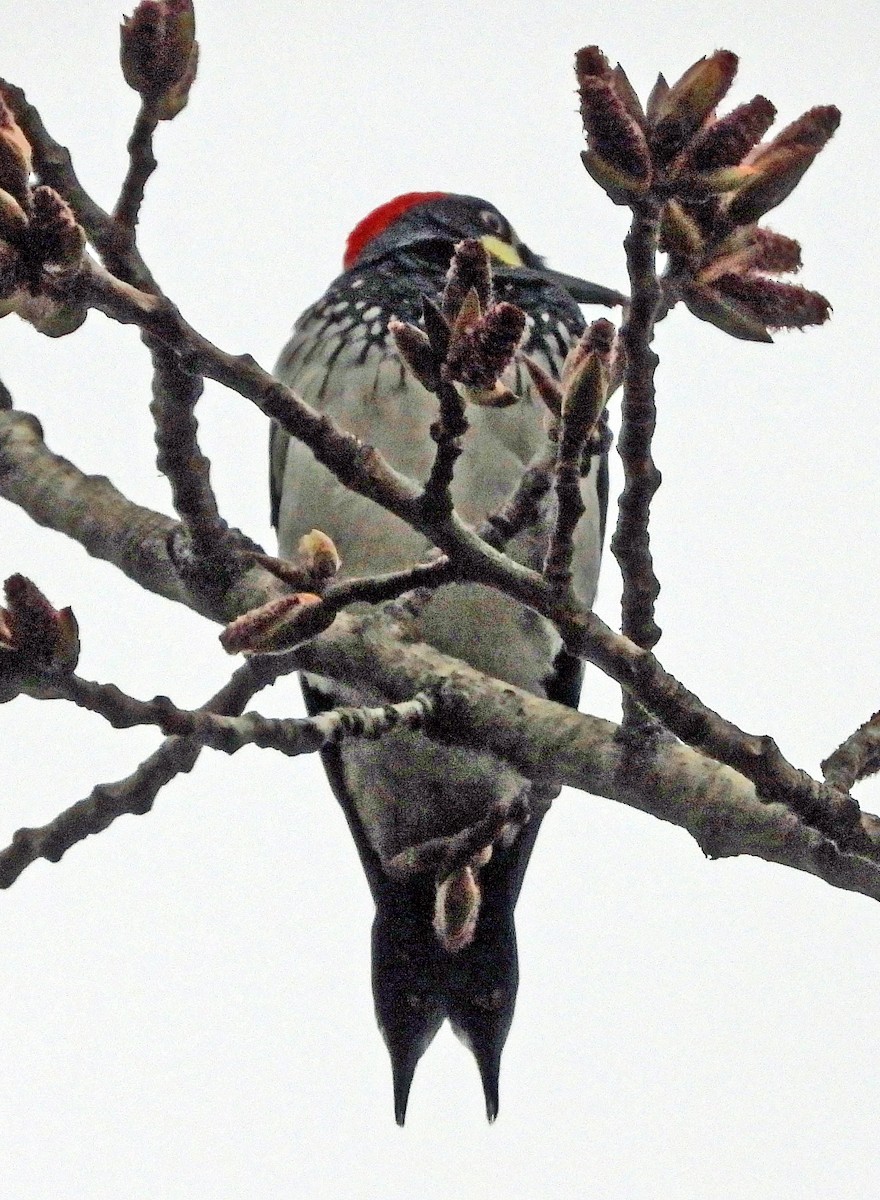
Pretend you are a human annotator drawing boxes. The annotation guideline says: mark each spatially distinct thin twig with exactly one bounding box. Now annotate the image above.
[113,103,159,233]
[611,202,663,660]
[45,671,435,758]
[0,653,298,888]
[421,374,469,519]
[822,710,880,792]
[149,340,236,572]
[544,406,593,595]
[477,451,555,550]
[386,793,530,880]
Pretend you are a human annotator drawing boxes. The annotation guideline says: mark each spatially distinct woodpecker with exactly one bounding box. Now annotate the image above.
[270,192,620,1123]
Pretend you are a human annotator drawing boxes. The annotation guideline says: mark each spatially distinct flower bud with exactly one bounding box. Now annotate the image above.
[297,529,341,583]
[650,50,739,163]
[390,319,442,392]
[220,592,334,655]
[0,574,79,673]
[433,864,481,953]
[120,0,198,119]
[442,238,492,318]
[686,96,777,172]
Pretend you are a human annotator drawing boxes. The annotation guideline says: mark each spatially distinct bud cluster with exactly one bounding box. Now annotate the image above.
[576,46,838,341]
[222,529,342,654]
[391,238,527,407]
[0,575,80,700]
[523,317,619,442]
[0,96,87,337]
[120,0,198,120]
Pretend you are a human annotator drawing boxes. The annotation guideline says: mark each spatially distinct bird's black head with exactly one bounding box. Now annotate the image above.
[342,191,625,308]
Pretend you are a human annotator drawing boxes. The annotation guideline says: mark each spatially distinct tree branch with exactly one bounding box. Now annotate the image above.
[0,652,299,888]
[0,407,285,622]
[292,612,880,902]
[113,103,159,233]
[611,201,663,669]
[822,710,880,792]
[40,670,434,758]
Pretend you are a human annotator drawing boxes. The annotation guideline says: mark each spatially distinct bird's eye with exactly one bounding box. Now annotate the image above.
[480,209,507,238]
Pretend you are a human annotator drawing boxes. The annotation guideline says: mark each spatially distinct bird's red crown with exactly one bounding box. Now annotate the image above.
[343,191,447,270]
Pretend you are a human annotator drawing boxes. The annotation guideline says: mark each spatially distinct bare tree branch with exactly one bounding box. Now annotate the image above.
[0,651,298,888]
[113,103,159,233]
[36,670,435,758]
[611,201,663,663]
[292,612,880,902]
[823,710,880,792]
[0,407,285,621]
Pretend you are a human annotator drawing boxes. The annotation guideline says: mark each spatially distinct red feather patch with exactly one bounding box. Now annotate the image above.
[343,191,447,270]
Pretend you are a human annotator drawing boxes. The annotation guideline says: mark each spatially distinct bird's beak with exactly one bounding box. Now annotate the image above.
[536,266,627,308]
[480,233,525,268]
[479,234,627,309]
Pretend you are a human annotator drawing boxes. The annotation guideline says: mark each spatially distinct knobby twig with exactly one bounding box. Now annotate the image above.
[611,201,663,659]
[822,710,880,793]
[387,793,531,880]
[113,103,159,233]
[149,340,239,582]
[422,373,469,518]
[43,670,434,758]
[0,651,299,888]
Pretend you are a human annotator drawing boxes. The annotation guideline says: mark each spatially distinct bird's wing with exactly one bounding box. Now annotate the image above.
[299,674,389,903]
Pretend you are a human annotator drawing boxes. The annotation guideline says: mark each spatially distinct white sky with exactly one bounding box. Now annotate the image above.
[4,2,880,1198]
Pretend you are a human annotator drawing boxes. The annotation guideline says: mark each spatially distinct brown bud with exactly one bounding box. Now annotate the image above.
[390,319,441,391]
[728,106,840,226]
[120,0,198,119]
[461,381,520,409]
[15,294,88,338]
[153,41,199,121]
[699,225,802,282]
[447,300,526,389]
[442,238,492,318]
[30,186,85,273]
[579,77,652,192]
[420,296,451,358]
[521,353,563,419]
[0,574,79,672]
[220,592,334,655]
[560,320,614,434]
[659,199,705,261]
[580,148,650,206]
[433,864,481,953]
[680,281,773,342]
[713,273,831,330]
[726,145,821,227]
[651,50,739,163]
[0,187,28,242]
[767,105,841,152]
[686,96,777,172]
[610,64,646,128]
[297,529,341,583]
[574,45,613,85]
